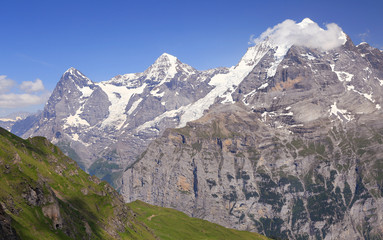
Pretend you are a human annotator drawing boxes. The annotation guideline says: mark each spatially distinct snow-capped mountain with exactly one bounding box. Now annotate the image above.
[120,19,383,239]
[12,53,228,187]
[0,112,36,131]
[11,17,383,238]
[12,18,369,189]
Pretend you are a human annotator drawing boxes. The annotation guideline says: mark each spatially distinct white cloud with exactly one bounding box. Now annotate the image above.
[20,78,45,93]
[0,76,50,109]
[0,75,15,94]
[0,92,51,108]
[250,18,347,51]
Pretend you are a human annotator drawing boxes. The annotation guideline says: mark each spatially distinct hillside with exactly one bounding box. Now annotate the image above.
[0,127,267,240]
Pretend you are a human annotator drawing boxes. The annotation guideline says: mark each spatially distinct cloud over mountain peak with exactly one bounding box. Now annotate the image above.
[251,18,347,51]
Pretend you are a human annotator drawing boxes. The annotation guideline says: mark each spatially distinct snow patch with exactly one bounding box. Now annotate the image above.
[151,87,165,98]
[267,44,290,78]
[329,102,353,122]
[98,82,146,130]
[346,85,355,91]
[64,109,90,129]
[127,98,142,115]
[330,64,353,82]
[108,73,141,87]
[363,93,374,102]
[77,85,93,98]
[72,133,79,141]
[242,89,257,105]
[137,108,182,132]
[300,53,316,60]
[346,84,375,103]
[375,77,383,86]
[281,111,293,116]
[258,82,269,90]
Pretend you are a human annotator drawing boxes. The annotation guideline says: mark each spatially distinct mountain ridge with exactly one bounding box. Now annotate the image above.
[120,21,383,239]
[11,18,376,189]
[12,51,227,187]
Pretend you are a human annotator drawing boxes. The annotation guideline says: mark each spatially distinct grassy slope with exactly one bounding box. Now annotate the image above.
[0,127,154,239]
[128,201,269,240]
[0,127,268,239]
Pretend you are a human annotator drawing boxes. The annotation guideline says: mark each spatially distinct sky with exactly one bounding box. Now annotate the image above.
[0,0,382,117]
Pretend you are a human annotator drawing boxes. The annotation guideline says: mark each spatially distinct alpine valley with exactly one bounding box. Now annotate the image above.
[12,18,383,239]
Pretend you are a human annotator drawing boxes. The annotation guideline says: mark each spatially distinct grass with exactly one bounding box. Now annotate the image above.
[128,200,269,240]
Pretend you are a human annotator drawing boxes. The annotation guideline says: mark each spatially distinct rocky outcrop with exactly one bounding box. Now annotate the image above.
[0,204,19,240]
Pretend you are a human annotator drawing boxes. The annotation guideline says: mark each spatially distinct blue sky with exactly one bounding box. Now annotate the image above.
[1,0,382,116]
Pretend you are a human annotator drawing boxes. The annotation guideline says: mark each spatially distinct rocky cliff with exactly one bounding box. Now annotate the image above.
[121,19,383,239]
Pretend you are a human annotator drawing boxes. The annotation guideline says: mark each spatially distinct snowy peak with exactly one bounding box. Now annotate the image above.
[144,53,196,83]
[61,67,93,87]
[252,18,347,52]
[246,18,348,78]
[145,53,179,75]
[297,17,315,27]
[155,53,178,65]
[64,67,78,75]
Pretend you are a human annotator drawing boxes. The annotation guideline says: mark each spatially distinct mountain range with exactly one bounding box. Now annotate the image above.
[11,18,383,239]
[13,52,229,188]
[0,112,35,131]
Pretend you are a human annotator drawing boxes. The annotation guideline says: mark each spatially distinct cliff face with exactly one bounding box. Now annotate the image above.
[121,38,383,239]
[122,104,383,239]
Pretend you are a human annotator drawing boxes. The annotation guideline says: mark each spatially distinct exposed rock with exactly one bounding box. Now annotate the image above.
[42,203,63,230]
[121,25,383,239]
[0,204,19,240]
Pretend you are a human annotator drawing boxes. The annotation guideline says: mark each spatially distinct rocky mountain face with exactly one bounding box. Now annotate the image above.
[0,127,268,240]
[121,20,383,239]
[12,54,229,188]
